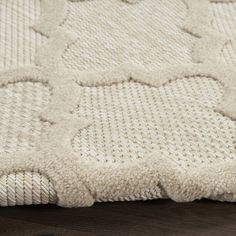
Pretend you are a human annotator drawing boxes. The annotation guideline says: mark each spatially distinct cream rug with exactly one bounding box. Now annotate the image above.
[0,0,235,207]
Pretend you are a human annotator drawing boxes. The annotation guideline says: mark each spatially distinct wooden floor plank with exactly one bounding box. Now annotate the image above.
[0,200,236,235]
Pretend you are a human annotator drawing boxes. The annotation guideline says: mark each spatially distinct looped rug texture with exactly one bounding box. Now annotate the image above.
[0,0,235,207]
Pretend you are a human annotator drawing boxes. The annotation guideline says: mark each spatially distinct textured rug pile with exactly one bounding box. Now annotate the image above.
[0,0,235,207]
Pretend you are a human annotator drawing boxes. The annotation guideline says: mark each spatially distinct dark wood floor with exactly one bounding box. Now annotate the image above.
[0,199,236,236]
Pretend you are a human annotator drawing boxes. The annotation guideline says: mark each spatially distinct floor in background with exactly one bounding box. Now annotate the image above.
[0,200,236,235]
